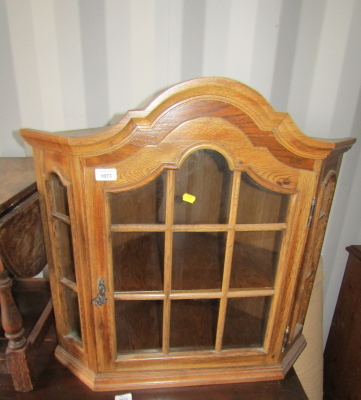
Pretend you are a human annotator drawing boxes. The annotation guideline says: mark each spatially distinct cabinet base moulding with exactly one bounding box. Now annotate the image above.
[54,334,306,391]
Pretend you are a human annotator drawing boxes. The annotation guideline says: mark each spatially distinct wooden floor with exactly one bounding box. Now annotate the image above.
[0,327,307,400]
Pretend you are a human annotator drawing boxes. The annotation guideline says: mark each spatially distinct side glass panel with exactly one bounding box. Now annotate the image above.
[230,231,283,289]
[169,299,219,351]
[222,297,271,349]
[48,173,82,343]
[50,173,70,216]
[237,172,289,224]
[64,282,82,340]
[172,232,226,290]
[56,220,76,283]
[109,172,166,224]
[174,150,232,224]
[115,300,163,354]
[112,232,164,292]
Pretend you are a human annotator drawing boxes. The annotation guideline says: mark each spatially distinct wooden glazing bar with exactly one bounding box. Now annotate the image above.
[162,298,171,356]
[114,292,166,301]
[52,211,70,224]
[110,224,167,232]
[227,289,275,298]
[216,295,227,353]
[234,223,286,231]
[110,223,286,233]
[163,170,175,355]
[215,171,241,352]
[171,225,230,232]
[110,224,231,232]
[169,291,222,300]
[113,288,275,301]
[60,277,78,292]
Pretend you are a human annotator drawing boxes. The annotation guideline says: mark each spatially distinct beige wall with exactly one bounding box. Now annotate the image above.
[1,0,360,344]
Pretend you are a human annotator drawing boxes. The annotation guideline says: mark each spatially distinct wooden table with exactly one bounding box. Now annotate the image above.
[0,157,54,392]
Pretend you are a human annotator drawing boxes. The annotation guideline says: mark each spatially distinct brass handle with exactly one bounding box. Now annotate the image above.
[92,277,108,307]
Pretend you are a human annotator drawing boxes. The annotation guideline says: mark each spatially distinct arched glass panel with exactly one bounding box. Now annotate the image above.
[237,172,289,224]
[50,173,70,216]
[174,150,232,224]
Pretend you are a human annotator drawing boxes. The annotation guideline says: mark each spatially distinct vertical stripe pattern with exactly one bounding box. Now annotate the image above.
[1,0,360,345]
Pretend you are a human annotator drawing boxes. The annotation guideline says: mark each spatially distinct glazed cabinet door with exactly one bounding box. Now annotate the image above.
[90,148,316,372]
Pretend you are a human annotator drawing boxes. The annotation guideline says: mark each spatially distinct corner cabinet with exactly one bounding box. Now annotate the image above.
[21,78,355,391]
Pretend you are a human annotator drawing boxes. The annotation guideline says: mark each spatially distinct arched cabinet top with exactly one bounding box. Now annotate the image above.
[21,77,355,170]
[19,77,356,391]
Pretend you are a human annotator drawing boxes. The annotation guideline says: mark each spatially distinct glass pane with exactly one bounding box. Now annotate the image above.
[172,232,226,290]
[57,220,76,283]
[109,172,166,224]
[222,297,271,349]
[170,299,219,351]
[49,174,69,216]
[64,286,82,341]
[237,172,289,224]
[174,150,232,224]
[112,232,164,292]
[230,231,283,289]
[115,300,163,354]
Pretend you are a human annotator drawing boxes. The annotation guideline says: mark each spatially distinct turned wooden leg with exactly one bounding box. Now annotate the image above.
[0,259,34,392]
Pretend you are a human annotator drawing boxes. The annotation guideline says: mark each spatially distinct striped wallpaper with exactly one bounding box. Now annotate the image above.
[1,0,360,344]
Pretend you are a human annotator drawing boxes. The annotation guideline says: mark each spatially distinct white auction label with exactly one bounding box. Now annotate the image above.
[95,168,117,181]
[115,394,132,400]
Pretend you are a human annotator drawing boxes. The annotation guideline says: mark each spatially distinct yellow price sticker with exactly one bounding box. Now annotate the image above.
[182,193,196,204]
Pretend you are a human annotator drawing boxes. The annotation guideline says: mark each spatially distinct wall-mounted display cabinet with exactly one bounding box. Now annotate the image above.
[21,78,355,391]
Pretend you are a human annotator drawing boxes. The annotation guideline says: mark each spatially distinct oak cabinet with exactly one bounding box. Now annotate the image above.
[21,78,355,391]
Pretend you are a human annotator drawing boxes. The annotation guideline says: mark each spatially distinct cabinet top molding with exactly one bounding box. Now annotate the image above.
[21,77,355,162]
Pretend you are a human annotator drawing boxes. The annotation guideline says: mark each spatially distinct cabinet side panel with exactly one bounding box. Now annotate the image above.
[289,150,346,342]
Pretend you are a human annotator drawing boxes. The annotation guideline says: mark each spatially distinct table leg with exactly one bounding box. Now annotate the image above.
[0,259,34,392]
